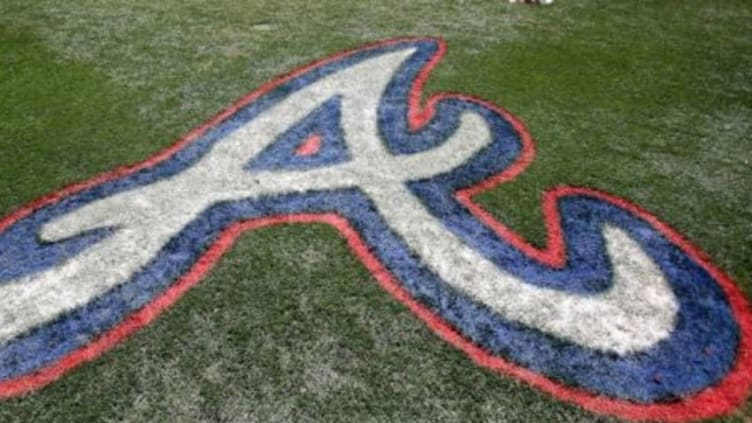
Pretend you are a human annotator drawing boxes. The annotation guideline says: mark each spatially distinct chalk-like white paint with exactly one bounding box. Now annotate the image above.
[0,46,678,354]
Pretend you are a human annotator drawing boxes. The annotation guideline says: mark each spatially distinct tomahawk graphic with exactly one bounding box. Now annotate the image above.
[0,39,749,420]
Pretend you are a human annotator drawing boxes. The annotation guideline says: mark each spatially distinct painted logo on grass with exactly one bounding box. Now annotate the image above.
[0,38,750,420]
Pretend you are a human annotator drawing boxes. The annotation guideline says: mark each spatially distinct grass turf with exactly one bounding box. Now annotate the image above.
[0,0,751,421]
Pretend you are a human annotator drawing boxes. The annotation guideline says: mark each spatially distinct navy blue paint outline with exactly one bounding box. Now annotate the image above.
[246,95,350,171]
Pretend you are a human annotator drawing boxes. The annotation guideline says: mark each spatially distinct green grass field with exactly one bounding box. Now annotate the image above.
[1,1,751,421]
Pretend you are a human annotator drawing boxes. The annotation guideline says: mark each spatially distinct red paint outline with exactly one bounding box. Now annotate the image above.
[0,37,750,421]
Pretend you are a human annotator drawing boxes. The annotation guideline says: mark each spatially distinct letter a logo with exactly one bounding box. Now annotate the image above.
[0,38,750,420]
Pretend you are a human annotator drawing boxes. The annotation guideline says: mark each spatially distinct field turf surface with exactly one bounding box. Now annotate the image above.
[1,1,751,421]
